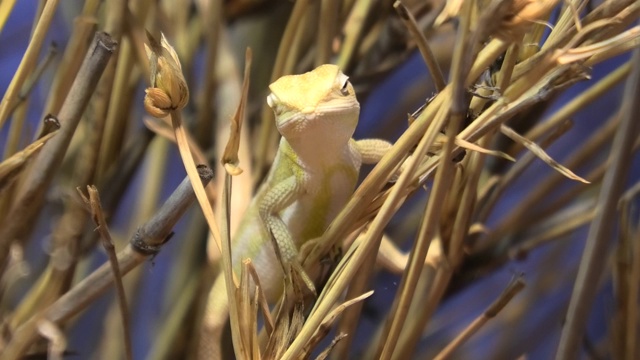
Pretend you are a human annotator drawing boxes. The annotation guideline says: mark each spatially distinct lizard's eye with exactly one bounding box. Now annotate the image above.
[340,79,351,96]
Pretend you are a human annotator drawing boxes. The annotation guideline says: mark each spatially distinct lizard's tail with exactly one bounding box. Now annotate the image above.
[197,274,229,360]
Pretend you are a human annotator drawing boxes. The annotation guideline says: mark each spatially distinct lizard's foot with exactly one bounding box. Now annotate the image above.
[289,260,317,296]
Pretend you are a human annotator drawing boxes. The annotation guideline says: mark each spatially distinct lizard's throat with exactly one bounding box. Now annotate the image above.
[284,134,353,166]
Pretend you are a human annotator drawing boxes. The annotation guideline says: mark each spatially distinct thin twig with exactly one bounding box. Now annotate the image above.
[78,186,132,360]
[433,275,526,360]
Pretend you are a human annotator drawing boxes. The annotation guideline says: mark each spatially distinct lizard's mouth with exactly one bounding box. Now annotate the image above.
[266,93,283,114]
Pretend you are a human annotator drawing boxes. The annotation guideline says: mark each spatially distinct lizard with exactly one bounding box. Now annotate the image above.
[198,64,398,359]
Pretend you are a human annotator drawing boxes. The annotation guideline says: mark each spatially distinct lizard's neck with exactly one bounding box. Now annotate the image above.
[281,136,354,170]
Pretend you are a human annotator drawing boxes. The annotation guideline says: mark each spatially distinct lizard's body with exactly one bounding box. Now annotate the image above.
[199,64,391,359]
[230,137,360,296]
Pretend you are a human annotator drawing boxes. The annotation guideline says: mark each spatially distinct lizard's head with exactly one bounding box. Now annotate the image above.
[267,64,360,144]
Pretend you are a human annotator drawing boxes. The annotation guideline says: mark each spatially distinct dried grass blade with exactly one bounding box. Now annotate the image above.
[246,260,275,335]
[313,333,348,360]
[216,47,254,359]
[238,261,258,359]
[222,48,252,176]
[302,291,373,357]
[500,124,589,183]
[558,26,640,64]
[455,137,515,161]
[0,130,58,191]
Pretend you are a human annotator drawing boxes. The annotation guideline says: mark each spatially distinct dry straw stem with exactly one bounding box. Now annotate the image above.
[433,275,526,360]
[337,0,376,69]
[42,0,99,116]
[222,48,252,176]
[0,0,18,33]
[0,114,59,220]
[556,41,640,359]
[614,183,640,360]
[2,167,213,359]
[301,290,374,356]
[5,43,57,123]
[331,230,381,359]
[143,31,222,257]
[392,147,489,358]
[194,0,222,147]
[0,0,59,129]
[477,118,573,223]
[81,0,128,181]
[0,128,58,194]
[170,90,223,255]
[100,0,154,173]
[523,59,631,145]
[255,0,313,183]
[510,200,596,259]
[286,39,509,360]
[77,186,132,360]
[394,0,447,91]
[376,0,474,355]
[316,0,340,66]
[219,49,253,359]
[0,32,117,264]
[143,116,210,166]
[531,131,640,242]
[500,124,589,183]
[486,113,640,257]
[2,44,58,196]
[22,3,131,331]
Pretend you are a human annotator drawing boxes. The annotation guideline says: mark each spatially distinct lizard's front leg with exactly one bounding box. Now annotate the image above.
[258,176,317,294]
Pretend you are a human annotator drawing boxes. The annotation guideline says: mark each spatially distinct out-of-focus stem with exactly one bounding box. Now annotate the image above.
[0,32,117,267]
[1,166,213,360]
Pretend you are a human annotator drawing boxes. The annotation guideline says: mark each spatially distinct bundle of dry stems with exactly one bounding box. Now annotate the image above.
[0,0,639,359]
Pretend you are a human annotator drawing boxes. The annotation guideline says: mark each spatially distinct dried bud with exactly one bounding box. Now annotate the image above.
[144,32,189,117]
[144,88,172,118]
